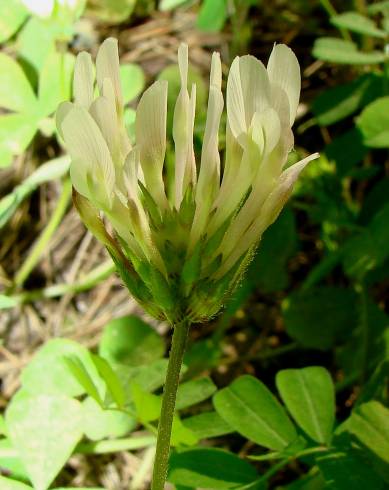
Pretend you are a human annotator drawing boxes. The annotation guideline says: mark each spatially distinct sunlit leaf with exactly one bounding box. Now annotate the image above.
[276,367,335,444]
[6,391,83,490]
[168,447,258,489]
[213,375,298,451]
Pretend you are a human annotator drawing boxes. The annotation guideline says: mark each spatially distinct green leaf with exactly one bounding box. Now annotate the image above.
[176,377,217,410]
[213,375,298,451]
[331,12,387,38]
[64,355,104,406]
[113,359,169,405]
[81,397,136,441]
[159,0,190,10]
[336,299,389,380]
[276,367,335,444]
[17,17,56,73]
[38,50,75,117]
[348,401,389,463]
[0,476,32,490]
[249,207,298,292]
[342,203,389,278]
[168,447,258,489]
[0,113,38,160]
[183,411,233,439]
[368,1,389,14]
[282,287,358,349]
[313,37,385,64]
[131,382,161,423]
[282,470,326,489]
[0,0,28,43]
[91,354,125,408]
[87,0,136,23]
[0,53,37,113]
[5,391,83,490]
[99,315,164,366]
[357,96,389,148]
[21,338,102,397]
[130,382,197,446]
[325,129,368,176]
[0,439,29,481]
[0,295,20,309]
[120,64,145,104]
[0,53,36,113]
[197,0,228,32]
[312,74,382,126]
[317,449,386,489]
[357,360,389,407]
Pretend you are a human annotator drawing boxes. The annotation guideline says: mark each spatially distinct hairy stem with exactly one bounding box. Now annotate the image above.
[151,319,191,490]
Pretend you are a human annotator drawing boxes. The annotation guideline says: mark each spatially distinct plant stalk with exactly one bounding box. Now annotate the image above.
[151,319,191,490]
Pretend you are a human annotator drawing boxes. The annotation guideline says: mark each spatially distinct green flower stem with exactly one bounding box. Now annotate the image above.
[151,319,191,490]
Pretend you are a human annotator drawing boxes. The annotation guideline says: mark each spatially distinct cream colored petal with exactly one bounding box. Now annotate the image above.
[89,95,119,161]
[182,83,197,191]
[135,80,168,209]
[189,78,224,251]
[217,153,319,277]
[227,55,270,141]
[69,158,90,198]
[122,149,167,275]
[210,51,222,89]
[195,56,223,195]
[56,101,73,140]
[270,85,294,154]
[226,56,246,139]
[251,108,281,156]
[267,44,300,126]
[73,52,94,108]
[62,106,115,208]
[96,38,123,110]
[172,44,197,208]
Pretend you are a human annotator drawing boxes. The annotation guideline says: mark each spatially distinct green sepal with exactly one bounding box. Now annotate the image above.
[200,254,222,280]
[138,181,163,229]
[109,251,151,305]
[181,241,202,296]
[149,267,176,314]
[203,217,231,256]
[178,183,196,227]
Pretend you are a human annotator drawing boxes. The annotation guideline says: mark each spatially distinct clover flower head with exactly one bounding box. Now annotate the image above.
[57,38,318,323]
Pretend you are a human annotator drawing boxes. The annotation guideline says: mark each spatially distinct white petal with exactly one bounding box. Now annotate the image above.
[267,44,300,126]
[62,106,115,208]
[210,51,222,89]
[270,85,294,153]
[101,77,132,158]
[69,158,90,198]
[56,101,73,140]
[251,107,281,156]
[96,38,123,111]
[190,79,224,251]
[226,56,246,139]
[178,43,188,89]
[173,45,196,208]
[227,55,270,141]
[217,153,319,277]
[135,80,168,208]
[89,96,119,161]
[73,52,94,108]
